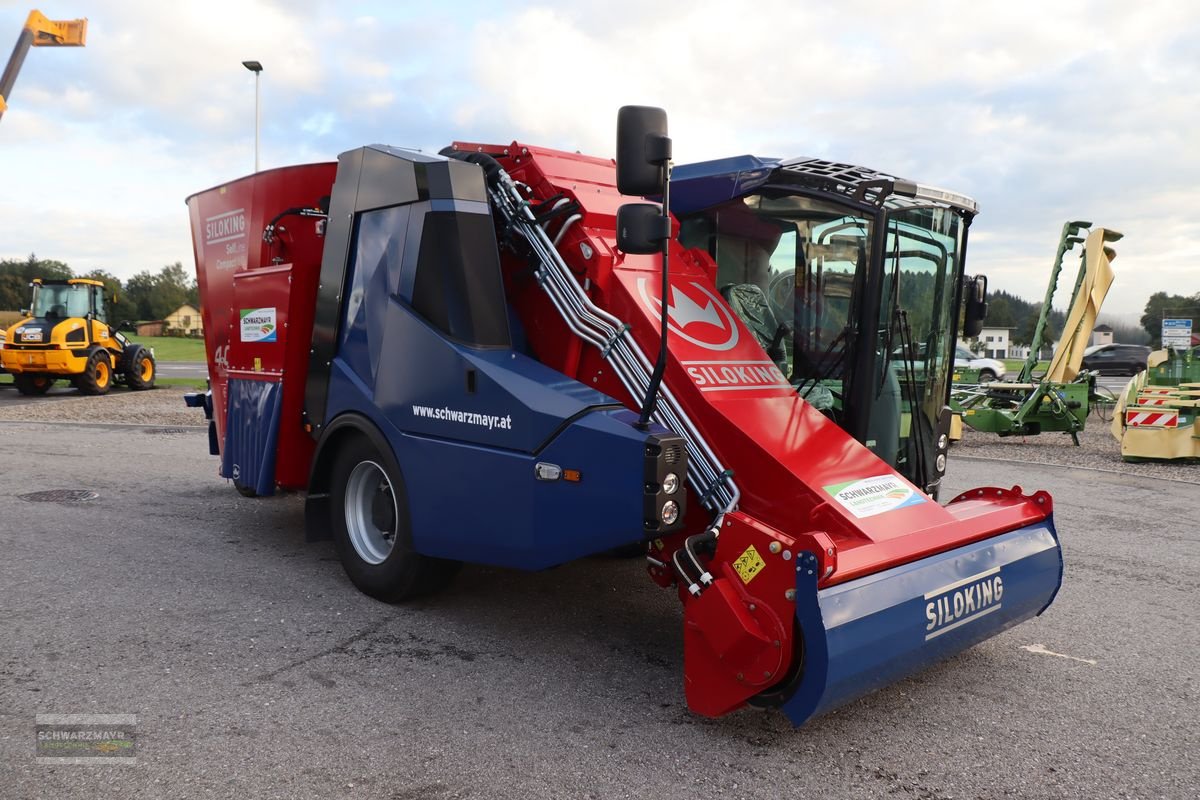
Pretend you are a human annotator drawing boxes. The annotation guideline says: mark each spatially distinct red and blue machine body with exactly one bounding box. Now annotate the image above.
[186,140,1062,725]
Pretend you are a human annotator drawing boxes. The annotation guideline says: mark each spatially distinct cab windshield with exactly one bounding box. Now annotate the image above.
[680,193,964,479]
[32,283,93,319]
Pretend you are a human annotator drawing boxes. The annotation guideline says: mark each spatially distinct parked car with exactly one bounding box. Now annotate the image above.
[955,346,1006,382]
[1080,343,1151,376]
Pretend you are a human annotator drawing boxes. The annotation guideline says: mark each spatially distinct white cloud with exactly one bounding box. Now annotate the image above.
[0,0,1197,318]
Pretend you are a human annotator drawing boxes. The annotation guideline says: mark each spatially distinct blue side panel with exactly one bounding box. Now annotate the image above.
[323,353,664,569]
[781,518,1063,726]
[398,408,650,568]
[367,297,619,454]
[669,155,783,214]
[221,379,283,496]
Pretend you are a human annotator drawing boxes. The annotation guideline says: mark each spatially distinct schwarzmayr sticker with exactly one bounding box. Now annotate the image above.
[823,474,926,519]
[239,308,277,343]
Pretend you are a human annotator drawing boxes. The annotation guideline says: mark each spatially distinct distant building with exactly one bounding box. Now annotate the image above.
[136,320,165,337]
[974,326,1014,359]
[1009,341,1057,361]
[1091,323,1114,347]
[165,304,203,336]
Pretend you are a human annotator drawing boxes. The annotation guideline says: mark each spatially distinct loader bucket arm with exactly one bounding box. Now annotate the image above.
[0,10,87,118]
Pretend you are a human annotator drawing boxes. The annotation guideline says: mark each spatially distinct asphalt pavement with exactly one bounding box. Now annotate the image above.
[0,422,1195,799]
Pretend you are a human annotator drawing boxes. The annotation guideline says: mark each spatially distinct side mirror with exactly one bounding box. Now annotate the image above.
[616,203,671,255]
[19,308,29,317]
[962,274,988,338]
[616,105,671,196]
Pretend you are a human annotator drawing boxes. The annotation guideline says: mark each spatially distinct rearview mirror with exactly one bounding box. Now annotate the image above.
[616,203,671,255]
[616,105,671,196]
[962,275,988,338]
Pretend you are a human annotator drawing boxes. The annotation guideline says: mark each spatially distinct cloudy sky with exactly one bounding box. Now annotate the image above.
[2,0,1197,318]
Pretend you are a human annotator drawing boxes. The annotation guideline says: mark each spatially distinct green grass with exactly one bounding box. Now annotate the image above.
[1003,359,1049,372]
[127,335,206,362]
[154,377,208,390]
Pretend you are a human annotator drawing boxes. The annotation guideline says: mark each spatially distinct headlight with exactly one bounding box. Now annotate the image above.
[937,434,948,450]
[661,500,679,525]
[936,453,947,473]
[662,472,679,495]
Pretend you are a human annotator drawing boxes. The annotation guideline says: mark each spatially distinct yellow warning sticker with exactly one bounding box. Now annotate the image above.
[254,357,262,372]
[733,545,766,584]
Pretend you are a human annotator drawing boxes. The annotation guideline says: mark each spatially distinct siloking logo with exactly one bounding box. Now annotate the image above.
[636,278,740,351]
[239,308,277,343]
[206,207,248,271]
[924,567,1004,640]
[823,474,926,519]
[205,208,246,245]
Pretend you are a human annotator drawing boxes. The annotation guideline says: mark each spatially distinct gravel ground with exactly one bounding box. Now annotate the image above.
[955,416,1200,484]
[0,386,204,427]
[1,425,1197,799]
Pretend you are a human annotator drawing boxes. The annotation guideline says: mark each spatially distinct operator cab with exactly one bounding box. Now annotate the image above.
[673,156,982,495]
[29,278,108,323]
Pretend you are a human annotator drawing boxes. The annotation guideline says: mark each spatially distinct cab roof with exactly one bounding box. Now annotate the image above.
[31,278,105,287]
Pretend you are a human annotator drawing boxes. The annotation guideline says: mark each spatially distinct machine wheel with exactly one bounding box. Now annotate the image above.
[329,436,460,602]
[123,345,156,390]
[13,374,56,395]
[76,349,114,395]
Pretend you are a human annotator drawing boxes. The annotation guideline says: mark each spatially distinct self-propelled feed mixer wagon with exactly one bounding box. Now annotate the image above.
[186,107,1062,725]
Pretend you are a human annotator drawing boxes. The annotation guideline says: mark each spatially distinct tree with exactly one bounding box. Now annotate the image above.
[1141,291,1200,346]
[121,262,196,322]
[0,253,73,310]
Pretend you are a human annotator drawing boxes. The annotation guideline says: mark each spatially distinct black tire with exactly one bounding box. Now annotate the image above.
[979,369,997,383]
[329,436,460,602]
[76,349,113,395]
[122,345,156,390]
[13,374,55,395]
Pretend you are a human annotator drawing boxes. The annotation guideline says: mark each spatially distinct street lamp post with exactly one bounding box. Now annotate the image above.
[242,60,262,172]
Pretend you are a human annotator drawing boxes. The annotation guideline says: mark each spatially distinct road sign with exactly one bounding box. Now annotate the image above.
[1162,318,1193,348]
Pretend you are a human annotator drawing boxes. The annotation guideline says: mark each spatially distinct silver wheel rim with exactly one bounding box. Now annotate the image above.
[344,460,397,565]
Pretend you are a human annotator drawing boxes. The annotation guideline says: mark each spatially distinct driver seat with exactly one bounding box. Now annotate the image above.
[720,283,788,365]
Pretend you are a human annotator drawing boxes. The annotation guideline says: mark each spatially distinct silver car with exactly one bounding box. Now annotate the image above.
[955,346,1006,382]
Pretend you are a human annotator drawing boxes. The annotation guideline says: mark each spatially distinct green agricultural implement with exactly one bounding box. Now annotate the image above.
[1111,346,1200,461]
[952,221,1121,444]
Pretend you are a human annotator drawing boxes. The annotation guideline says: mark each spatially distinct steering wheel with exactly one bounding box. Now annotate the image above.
[767,270,795,322]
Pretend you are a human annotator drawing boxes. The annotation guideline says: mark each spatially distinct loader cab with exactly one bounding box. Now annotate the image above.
[29,278,107,323]
[673,158,980,495]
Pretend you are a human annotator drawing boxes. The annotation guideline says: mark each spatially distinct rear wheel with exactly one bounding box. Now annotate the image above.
[979,369,997,383]
[13,374,55,395]
[123,345,156,390]
[330,436,460,602]
[76,349,113,395]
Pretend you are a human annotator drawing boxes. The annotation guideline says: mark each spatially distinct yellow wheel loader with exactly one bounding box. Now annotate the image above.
[0,278,155,395]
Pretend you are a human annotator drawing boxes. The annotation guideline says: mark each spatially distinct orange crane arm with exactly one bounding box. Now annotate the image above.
[0,9,87,119]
